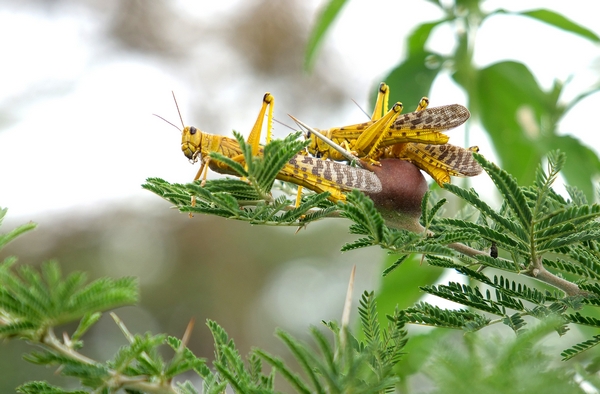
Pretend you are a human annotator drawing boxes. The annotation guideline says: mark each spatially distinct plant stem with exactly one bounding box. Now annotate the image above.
[526,264,588,297]
[42,328,178,393]
[447,242,586,297]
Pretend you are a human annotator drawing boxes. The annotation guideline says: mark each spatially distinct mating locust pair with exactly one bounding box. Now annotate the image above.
[161,83,482,206]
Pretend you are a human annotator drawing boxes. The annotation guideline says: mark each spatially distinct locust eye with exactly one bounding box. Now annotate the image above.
[306,131,311,138]
[189,126,197,135]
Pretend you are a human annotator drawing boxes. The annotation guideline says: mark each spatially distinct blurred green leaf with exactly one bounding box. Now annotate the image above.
[304,0,349,71]
[518,9,600,43]
[0,207,36,250]
[376,254,445,313]
[426,318,586,394]
[407,20,447,56]
[566,86,600,114]
[381,51,443,110]
[392,327,452,392]
[473,61,552,185]
[425,0,442,7]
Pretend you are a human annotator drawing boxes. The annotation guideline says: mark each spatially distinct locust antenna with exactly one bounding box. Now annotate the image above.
[288,114,365,168]
[272,117,298,132]
[153,114,181,132]
[351,98,370,119]
[172,91,185,128]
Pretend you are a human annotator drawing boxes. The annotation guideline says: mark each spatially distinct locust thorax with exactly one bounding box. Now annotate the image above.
[306,128,332,158]
[181,126,202,162]
[305,129,320,157]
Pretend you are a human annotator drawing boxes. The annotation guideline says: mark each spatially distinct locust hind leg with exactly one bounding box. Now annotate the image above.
[370,82,390,121]
[251,93,307,207]
[415,97,429,112]
[356,102,404,162]
[245,92,306,206]
[247,93,275,155]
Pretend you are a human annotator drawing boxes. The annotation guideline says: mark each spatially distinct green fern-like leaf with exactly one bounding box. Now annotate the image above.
[538,228,600,253]
[208,151,249,178]
[410,241,457,257]
[382,255,409,276]
[71,312,102,342]
[255,348,312,394]
[110,333,166,374]
[566,184,588,205]
[381,308,408,366]
[421,283,505,315]
[16,381,88,394]
[543,257,600,280]
[203,178,261,200]
[453,265,548,306]
[142,178,192,206]
[177,381,200,394]
[0,208,37,250]
[279,193,331,223]
[503,313,527,333]
[433,230,484,246]
[443,183,530,242]
[358,291,380,347]
[298,201,337,223]
[254,132,308,193]
[474,152,533,231]
[402,302,490,331]
[532,150,565,219]
[274,329,322,393]
[420,191,447,229]
[0,261,137,339]
[164,336,207,379]
[471,254,522,272]
[566,312,600,327]
[568,246,600,278]
[561,335,600,360]
[339,190,385,242]
[24,350,110,385]
[534,205,600,247]
[420,190,431,225]
[425,255,463,269]
[341,237,376,252]
[440,218,524,251]
[207,319,234,363]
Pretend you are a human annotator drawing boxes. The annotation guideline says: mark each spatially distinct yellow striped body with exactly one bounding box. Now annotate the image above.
[306,104,469,161]
[302,82,481,186]
[383,143,482,186]
[181,127,381,202]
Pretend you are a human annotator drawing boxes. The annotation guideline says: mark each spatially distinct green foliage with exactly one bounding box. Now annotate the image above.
[256,291,408,393]
[0,259,137,340]
[145,6,600,367]
[8,2,600,392]
[333,150,600,359]
[0,211,412,393]
[306,1,600,200]
[304,0,349,71]
[143,132,339,227]
[424,318,588,394]
[17,381,87,394]
[512,9,600,42]
[0,207,36,250]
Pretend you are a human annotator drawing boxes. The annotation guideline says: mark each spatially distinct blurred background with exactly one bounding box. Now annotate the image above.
[1,0,599,391]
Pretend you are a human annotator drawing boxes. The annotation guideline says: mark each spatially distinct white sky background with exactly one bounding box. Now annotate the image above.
[1,0,599,223]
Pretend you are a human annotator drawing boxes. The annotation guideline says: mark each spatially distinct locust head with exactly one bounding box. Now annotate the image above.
[181,126,203,163]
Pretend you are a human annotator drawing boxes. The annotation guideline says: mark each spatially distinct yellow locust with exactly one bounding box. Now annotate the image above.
[301,83,482,186]
[172,93,382,203]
